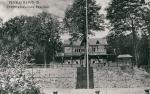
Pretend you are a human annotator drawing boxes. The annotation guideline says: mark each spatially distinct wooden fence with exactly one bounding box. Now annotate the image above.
[25,63,81,68]
[25,62,135,69]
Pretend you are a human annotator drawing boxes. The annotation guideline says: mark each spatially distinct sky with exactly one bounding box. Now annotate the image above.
[0,0,111,40]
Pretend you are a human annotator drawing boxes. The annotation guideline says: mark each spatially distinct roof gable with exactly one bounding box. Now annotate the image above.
[96,40,100,44]
[88,38,107,45]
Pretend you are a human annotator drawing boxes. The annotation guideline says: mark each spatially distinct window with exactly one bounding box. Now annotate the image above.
[75,49,81,53]
[79,49,80,52]
[76,61,78,64]
[68,62,70,64]
[93,48,96,52]
[75,49,78,52]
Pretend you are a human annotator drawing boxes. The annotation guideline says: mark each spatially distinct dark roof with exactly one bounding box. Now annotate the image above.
[63,38,107,46]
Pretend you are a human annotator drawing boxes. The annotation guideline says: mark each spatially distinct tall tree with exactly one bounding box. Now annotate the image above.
[2,16,28,53]
[0,18,3,53]
[64,0,104,64]
[35,12,62,65]
[138,33,149,65]
[106,0,144,65]
[139,4,150,65]
[1,12,62,65]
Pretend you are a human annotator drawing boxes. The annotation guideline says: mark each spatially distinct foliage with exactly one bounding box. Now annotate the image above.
[63,0,105,66]
[137,33,149,65]
[107,33,133,55]
[0,49,41,94]
[64,0,104,41]
[0,12,62,64]
[106,0,147,65]
[106,0,144,31]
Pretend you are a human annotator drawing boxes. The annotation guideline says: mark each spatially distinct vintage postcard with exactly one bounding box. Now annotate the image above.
[0,0,150,94]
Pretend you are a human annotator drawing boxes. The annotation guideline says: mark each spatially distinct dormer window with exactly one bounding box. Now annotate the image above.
[96,40,100,44]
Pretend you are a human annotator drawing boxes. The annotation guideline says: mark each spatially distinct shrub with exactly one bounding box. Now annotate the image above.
[0,48,41,94]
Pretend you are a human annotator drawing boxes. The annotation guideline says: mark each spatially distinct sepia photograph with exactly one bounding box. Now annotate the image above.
[0,0,150,94]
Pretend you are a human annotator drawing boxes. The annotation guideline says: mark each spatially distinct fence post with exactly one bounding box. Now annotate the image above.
[145,89,149,94]
[53,91,58,94]
[95,90,100,94]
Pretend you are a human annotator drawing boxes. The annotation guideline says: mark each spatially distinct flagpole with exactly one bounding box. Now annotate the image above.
[86,0,89,89]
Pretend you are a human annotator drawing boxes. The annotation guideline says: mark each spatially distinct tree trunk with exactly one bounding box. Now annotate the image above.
[43,46,46,68]
[148,36,150,65]
[84,41,87,67]
[145,11,150,66]
[131,19,138,66]
[52,43,56,62]
[71,43,73,64]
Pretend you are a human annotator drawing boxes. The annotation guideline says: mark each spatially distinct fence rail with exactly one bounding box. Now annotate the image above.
[25,63,82,68]
[24,62,136,69]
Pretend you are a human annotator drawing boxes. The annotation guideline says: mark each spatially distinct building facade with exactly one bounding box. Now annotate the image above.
[56,38,111,66]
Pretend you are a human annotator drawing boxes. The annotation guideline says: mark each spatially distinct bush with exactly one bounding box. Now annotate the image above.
[0,49,41,94]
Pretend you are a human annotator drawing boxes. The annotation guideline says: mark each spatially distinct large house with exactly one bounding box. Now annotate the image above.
[56,38,111,66]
